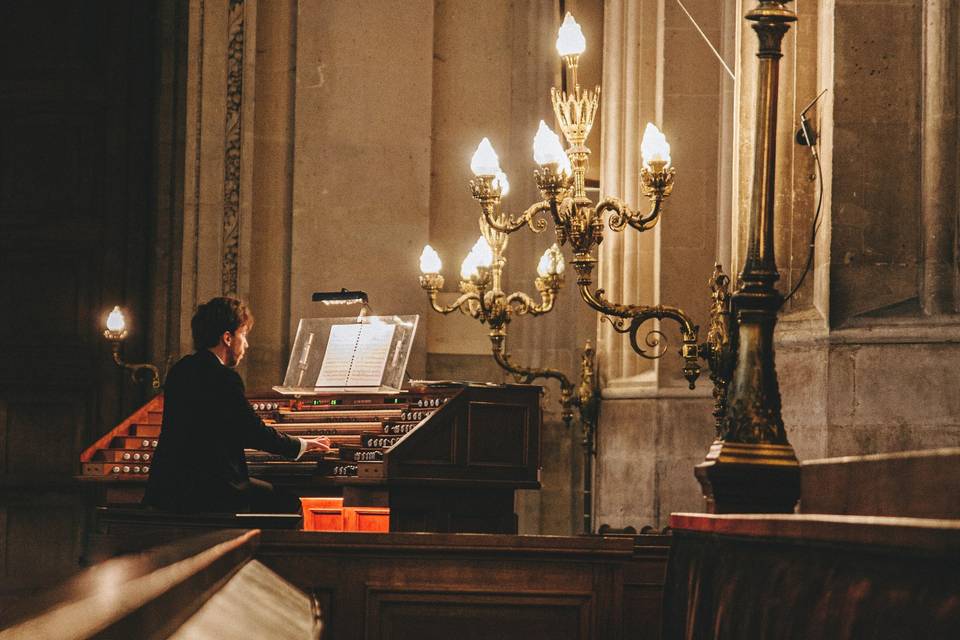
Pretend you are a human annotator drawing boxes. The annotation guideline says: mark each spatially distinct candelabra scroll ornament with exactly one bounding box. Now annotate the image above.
[695,0,801,515]
[103,306,162,391]
[702,265,736,436]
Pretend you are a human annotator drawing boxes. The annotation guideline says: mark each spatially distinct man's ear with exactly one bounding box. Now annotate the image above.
[221,331,233,347]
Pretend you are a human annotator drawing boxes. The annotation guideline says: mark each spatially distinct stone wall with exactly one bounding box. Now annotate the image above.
[175,0,960,535]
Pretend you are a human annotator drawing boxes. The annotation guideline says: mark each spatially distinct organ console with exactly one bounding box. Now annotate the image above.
[79,382,542,534]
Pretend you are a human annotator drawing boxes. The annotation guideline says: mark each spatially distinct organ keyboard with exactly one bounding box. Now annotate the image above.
[79,382,542,533]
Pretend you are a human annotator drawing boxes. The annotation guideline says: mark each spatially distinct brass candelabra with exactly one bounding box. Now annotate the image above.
[419,197,600,532]
[467,13,732,409]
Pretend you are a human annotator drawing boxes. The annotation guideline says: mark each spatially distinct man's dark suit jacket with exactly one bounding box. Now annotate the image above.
[144,350,300,512]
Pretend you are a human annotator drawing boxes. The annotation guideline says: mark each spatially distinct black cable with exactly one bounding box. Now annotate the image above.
[782,122,824,305]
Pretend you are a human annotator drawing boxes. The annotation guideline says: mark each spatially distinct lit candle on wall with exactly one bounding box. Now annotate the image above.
[556,12,586,57]
[640,122,671,168]
[106,306,126,334]
[470,138,501,176]
[419,245,442,274]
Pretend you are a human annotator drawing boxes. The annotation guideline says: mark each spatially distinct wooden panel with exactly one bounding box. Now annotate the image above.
[466,402,528,467]
[394,413,456,465]
[254,531,651,640]
[0,249,94,344]
[1,393,86,480]
[1,499,83,591]
[367,587,591,640]
[0,112,100,220]
[0,0,157,599]
[345,507,389,533]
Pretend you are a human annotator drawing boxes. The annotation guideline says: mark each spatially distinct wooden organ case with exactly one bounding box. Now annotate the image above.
[79,383,542,534]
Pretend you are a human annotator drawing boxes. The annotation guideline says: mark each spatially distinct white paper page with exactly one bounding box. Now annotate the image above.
[346,323,396,386]
[314,324,361,387]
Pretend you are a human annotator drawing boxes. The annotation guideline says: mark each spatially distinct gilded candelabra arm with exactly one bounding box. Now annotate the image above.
[503,274,563,316]
[596,161,675,233]
[107,339,161,389]
[471,173,555,235]
[596,196,663,234]
[419,273,484,319]
[481,199,553,235]
[489,333,575,427]
[577,282,702,388]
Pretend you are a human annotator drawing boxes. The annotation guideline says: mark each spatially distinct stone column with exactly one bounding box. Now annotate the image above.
[920,0,958,315]
[597,0,659,389]
[247,0,297,388]
[593,0,724,529]
[181,0,260,355]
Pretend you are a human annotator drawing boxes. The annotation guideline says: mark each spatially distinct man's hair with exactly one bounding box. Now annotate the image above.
[191,297,254,351]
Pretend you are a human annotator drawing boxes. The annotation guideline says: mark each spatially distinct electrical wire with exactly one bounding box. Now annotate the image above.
[782,126,824,305]
[673,0,736,81]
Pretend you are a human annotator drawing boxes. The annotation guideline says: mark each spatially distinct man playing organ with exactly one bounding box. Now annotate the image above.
[144,297,330,514]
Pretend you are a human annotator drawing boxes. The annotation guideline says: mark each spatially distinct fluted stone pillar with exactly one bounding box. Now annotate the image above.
[921,0,958,316]
[597,0,659,389]
[593,0,726,529]
[181,0,260,355]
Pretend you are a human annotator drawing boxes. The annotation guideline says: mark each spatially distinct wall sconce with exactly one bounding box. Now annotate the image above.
[103,306,161,390]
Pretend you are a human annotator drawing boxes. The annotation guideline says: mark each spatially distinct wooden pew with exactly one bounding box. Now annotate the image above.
[663,513,960,637]
[0,529,321,640]
[662,447,960,639]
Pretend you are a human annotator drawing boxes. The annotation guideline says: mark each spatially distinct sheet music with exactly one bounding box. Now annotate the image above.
[314,323,396,387]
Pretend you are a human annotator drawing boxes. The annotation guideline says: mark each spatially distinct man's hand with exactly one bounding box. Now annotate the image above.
[302,436,331,453]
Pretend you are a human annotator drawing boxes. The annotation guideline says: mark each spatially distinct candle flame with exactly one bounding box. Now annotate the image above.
[106,306,126,333]
[556,12,586,57]
[533,120,566,165]
[419,245,442,274]
[470,137,501,176]
[641,122,671,167]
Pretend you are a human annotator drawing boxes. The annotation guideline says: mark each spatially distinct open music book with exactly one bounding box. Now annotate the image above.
[315,322,396,387]
[275,316,419,394]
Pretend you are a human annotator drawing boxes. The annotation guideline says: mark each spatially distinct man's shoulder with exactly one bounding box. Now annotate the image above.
[167,351,236,384]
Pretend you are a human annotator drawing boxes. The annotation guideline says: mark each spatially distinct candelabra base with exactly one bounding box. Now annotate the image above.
[694,441,800,514]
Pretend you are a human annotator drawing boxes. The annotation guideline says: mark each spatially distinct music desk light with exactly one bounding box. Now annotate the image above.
[312,289,372,320]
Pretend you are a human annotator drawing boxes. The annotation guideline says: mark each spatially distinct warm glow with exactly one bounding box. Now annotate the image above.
[106,306,126,333]
[556,12,586,57]
[472,235,493,267]
[559,153,572,176]
[460,253,477,281]
[532,120,566,165]
[460,236,493,280]
[470,138,501,176]
[640,122,671,167]
[493,170,510,196]
[537,244,565,277]
[419,245,442,274]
